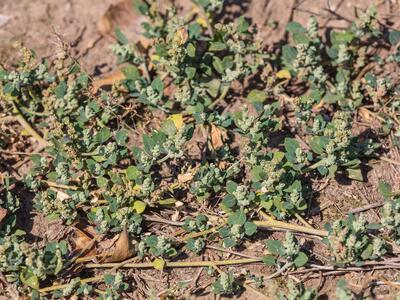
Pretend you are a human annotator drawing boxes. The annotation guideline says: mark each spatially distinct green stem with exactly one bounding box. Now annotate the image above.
[208,84,230,109]
[85,257,262,269]
[39,275,103,293]
[11,101,48,148]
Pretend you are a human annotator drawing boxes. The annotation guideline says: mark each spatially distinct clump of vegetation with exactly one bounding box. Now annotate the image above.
[325,214,386,264]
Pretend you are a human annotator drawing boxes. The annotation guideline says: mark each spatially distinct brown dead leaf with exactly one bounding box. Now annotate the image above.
[92,70,125,93]
[0,208,7,223]
[359,107,372,122]
[72,228,97,257]
[97,0,149,47]
[98,0,134,37]
[178,172,194,184]
[210,124,228,150]
[105,226,135,262]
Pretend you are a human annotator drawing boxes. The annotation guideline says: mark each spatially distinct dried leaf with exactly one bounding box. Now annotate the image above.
[98,1,134,37]
[177,172,194,184]
[276,69,291,79]
[72,228,96,257]
[92,70,125,93]
[97,0,149,47]
[0,208,7,223]
[106,226,135,262]
[152,258,166,270]
[359,107,372,122]
[210,124,227,150]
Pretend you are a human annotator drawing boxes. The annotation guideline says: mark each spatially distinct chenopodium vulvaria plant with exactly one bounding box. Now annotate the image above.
[264,232,309,268]
[115,0,266,114]
[218,210,257,248]
[183,214,210,254]
[0,235,68,290]
[378,181,400,245]
[0,177,20,236]
[250,150,307,219]
[282,6,384,110]
[132,114,194,172]
[305,111,377,180]
[325,214,386,264]
[279,280,316,300]
[0,45,150,235]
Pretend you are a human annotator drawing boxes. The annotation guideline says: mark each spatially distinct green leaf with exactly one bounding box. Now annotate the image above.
[227,210,246,225]
[222,194,236,208]
[265,240,284,256]
[151,77,164,95]
[187,43,196,57]
[247,89,267,103]
[20,270,39,290]
[95,127,112,144]
[121,65,140,81]
[378,181,392,199]
[244,221,257,236]
[115,130,128,146]
[54,80,67,98]
[212,56,224,74]
[389,30,400,45]
[226,180,237,194]
[104,273,115,284]
[294,251,308,267]
[223,237,236,248]
[126,166,140,180]
[284,138,299,154]
[330,30,354,45]
[209,42,226,51]
[282,45,297,63]
[115,27,129,45]
[185,66,196,79]
[309,136,329,154]
[347,168,363,181]
[262,255,276,266]
[160,119,177,136]
[286,22,306,34]
[96,176,108,188]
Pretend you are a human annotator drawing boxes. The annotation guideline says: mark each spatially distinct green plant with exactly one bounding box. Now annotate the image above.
[137,235,177,258]
[211,270,240,295]
[325,214,386,264]
[263,231,309,268]
[306,111,377,180]
[335,279,355,300]
[251,151,307,219]
[183,214,210,254]
[218,210,257,248]
[279,279,316,300]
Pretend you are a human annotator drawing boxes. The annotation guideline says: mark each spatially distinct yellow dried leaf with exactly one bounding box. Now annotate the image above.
[152,258,166,270]
[174,27,189,46]
[169,114,184,130]
[196,17,208,28]
[276,69,291,79]
[133,200,146,214]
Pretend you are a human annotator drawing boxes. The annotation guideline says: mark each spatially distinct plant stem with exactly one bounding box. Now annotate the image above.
[179,223,225,242]
[254,220,328,237]
[294,213,314,229]
[12,101,48,148]
[39,275,103,293]
[84,257,262,269]
[208,84,230,109]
